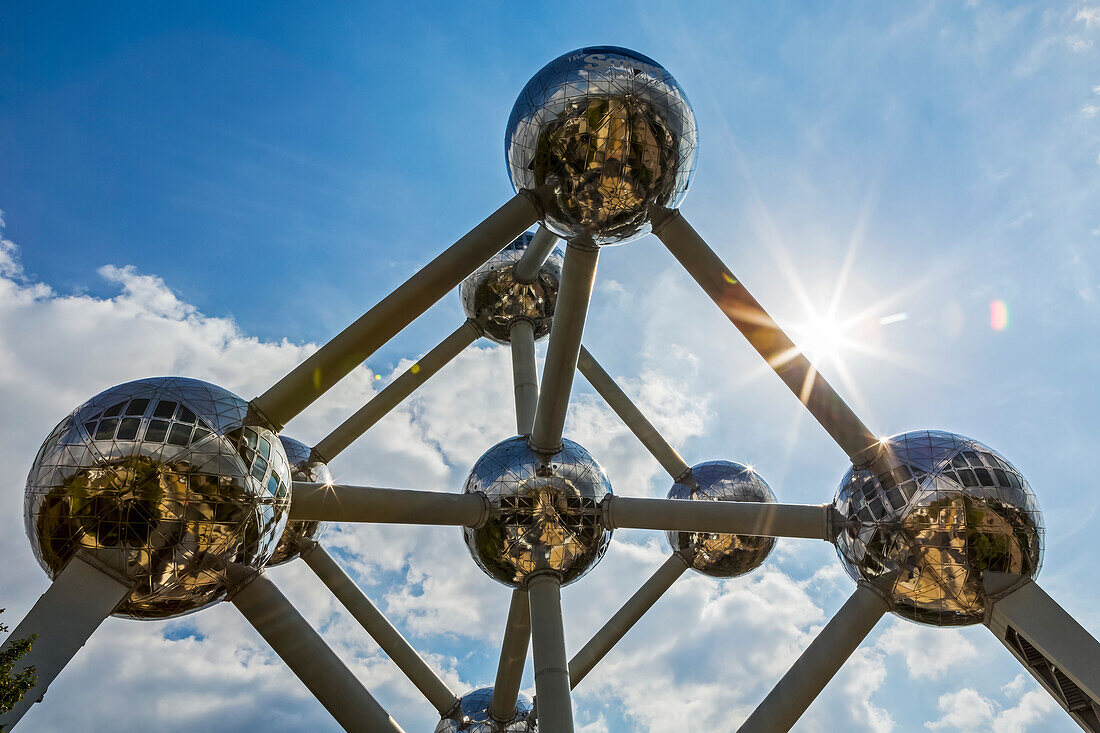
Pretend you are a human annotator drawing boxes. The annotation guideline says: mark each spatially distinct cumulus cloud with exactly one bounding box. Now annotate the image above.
[926,678,1057,732]
[875,619,979,680]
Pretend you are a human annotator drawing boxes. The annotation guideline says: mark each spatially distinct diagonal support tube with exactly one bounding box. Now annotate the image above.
[569,553,689,689]
[984,574,1100,731]
[652,208,879,462]
[489,589,532,722]
[252,191,543,430]
[301,544,460,716]
[0,557,130,730]
[231,571,406,733]
[313,320,481,463]
[514,226,560,283]
[529,243,600,454]
[528,573,574,733]
[291,483,488,526]
[602,495,836,540]
[577,346,690,480]
[511,319,539,435]
[738,582,887,732]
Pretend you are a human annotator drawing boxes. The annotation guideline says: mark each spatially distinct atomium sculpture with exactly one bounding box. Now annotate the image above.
[2,44,1098,733]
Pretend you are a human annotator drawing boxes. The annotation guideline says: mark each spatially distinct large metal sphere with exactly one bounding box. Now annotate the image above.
[833,430,1043,627]
[459,231,564,344]
[25,377,291,619]
[665,460,777,578]
[506,46,698,246]
[266,435,331,567]
[463,436,612,587]
[434,688,536,733]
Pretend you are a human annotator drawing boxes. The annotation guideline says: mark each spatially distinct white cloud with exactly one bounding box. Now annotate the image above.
[875,618,979,679]
[925,676,1058,732]
[926,688,997,729]
[1077,6,1100,29]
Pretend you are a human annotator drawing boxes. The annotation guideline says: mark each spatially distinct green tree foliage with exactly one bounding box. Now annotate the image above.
[0,608,37,725]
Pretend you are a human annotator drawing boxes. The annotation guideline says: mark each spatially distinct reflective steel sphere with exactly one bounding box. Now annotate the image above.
[463,436,612,587]
[665,460,777,578]
[266,435,330,567]
[434,688,536,733]
[25,377,292,619]
[459,231,565,344]
[833,430,1043,627]
[506,46,698,246]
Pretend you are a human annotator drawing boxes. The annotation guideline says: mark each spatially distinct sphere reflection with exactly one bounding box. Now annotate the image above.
[266,435,330,567]
[24,377,291,619]
[506,46,698,246]
[434,688,536,733]
[833,430,1043,627]
[459,231,564,344]
[463,436,612,587]
[665,460,776,578]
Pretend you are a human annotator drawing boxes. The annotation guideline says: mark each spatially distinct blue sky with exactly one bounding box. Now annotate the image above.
[1,2,1098,731]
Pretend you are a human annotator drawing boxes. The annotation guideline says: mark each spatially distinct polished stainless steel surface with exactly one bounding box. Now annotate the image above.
[267,435,331,566]
[665,460,777,578]
[506,46,697,245]
[434,687,536,733]
[25,377,291,619]
[460,231,565,344]
[463,436,612,587]
[833,430,1043,626]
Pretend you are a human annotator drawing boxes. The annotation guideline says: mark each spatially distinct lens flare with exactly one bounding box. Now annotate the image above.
[990,300,1009,331]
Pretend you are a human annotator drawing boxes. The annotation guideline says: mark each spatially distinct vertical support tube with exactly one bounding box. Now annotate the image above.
[313,320,481,462]
[652,209,879,462]
[529,244,599,454]
[514,227,560,283]
[301,545,459,716]
[231,572,406,733]
[569,554,689,689]
[252,191,542,430]
[528,573,574,733]
[489,589,532,722]
[738,583,887,733]
[985,575,1100,730]
[0,557,130,730]
[576,346,690,480]
[510,319,539,436]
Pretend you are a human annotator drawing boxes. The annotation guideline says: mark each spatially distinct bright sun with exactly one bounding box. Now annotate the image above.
[790,312,853,364]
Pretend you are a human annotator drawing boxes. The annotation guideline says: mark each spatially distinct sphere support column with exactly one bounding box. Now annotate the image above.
[301,544,460,716]
[510,319,539,436]
[569,553,689,689]
[251,190,543,430]
[602,495,836,540]
[527,572,574,733]
[290,483,488,526]
[577,345,690,480]
[651,208,880,462]
[231,571,405,733]
[0,556,130,730]
[529,243,599,454]
[312,320,481,463]
[984,574,1100,730]
[513,227,560,283]
[489,588,532,722]
[738,582,887,732]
